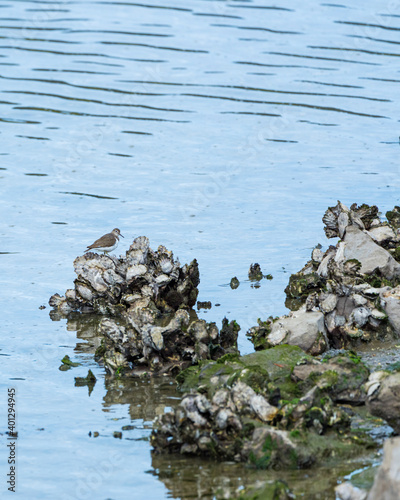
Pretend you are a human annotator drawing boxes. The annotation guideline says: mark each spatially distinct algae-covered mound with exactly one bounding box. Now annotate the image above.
[151,345,374,467]
[248,202,400,355]
[49,236,240,375]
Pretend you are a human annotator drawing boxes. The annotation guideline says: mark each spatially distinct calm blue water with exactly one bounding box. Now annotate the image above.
[0,0,399,498]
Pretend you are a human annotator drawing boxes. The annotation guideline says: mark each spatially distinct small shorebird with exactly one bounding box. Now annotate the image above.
[84,228,124,255]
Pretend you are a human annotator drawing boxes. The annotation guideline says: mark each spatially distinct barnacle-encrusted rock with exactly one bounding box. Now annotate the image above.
[386,206,400,229]
[151,346,374,466]
[248,263,263,281]
[292,351,369,405]
[50,236,239,375]
[249,202,400,355]
[50,236,200,315]
[322,201,379,239]
[98,313,239,376]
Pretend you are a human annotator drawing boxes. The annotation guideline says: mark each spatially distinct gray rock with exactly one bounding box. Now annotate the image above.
[381,287,400,335]
[320,293,337,314]
[343,226,400,279]
[366,225,398,245]
[367,437,400,500]
[366,371,400,433]
[269,308,328,355]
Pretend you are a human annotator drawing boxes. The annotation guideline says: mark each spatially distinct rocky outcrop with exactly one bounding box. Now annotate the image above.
[248,202,400,354]
[151,346,374,465]
[50,236,199,316]
[50,237,239,375]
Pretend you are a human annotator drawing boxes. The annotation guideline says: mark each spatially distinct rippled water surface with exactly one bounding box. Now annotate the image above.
[1,0,399,498]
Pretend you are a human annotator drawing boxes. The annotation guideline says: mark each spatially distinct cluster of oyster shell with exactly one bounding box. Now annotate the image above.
[49,236,239,375]
[50,236,199,316]
[151,352,361,465]
[248,202,400,353]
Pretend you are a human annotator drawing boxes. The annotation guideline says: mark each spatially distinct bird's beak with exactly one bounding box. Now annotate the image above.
[120,233,124,238]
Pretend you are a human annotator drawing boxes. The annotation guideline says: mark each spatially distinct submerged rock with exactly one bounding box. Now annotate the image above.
[50,237,239,376]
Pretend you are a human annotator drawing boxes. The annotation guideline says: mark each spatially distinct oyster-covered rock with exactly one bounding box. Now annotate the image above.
[249,202,400,354]
[322,201,378,239]
[50,237,239,375]
[152,346,374,466]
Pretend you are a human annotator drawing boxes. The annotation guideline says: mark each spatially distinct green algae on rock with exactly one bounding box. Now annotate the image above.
[151,345,375,468]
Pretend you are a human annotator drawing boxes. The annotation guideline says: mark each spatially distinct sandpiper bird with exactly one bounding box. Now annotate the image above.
[84,228,124,255]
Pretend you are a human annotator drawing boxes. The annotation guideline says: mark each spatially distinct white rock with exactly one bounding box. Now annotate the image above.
[364,371,387,397]
[370,309,387,320]
[155,274,170,286]
[250,394,278,422]
[366,225,397,245]
[353,294,368,307]
[312,247,324,263]
[338,212,349,238]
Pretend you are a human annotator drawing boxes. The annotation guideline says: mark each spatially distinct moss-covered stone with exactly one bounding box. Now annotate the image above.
[242,345,312,400]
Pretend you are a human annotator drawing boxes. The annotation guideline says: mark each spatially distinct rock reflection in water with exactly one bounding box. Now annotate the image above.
[50,311,182,421]
[150,452,373,500]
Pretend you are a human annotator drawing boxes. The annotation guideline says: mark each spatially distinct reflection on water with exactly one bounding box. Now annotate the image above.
[151,453,375,500]
[1,0,399,498]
